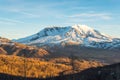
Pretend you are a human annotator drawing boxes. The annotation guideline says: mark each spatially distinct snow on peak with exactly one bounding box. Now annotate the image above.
[41,24,94,36]
[72,24,94,33]
[37,26,71,37]
[70,24,111,40]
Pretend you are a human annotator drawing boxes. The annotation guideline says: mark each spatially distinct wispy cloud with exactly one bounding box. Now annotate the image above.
[68,13,112,20]
[0,17,25,24]
[20,11,39,17]
[0,0,80,19]
[0,20,15,25]
[2,7,40,18]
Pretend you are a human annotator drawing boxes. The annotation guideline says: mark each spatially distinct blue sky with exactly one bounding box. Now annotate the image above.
[0,0,120,39]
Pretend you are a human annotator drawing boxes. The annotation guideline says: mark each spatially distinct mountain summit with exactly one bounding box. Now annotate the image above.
[15,24,120,49]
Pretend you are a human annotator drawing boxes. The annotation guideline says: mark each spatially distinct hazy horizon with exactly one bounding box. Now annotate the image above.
[0,0,120,39]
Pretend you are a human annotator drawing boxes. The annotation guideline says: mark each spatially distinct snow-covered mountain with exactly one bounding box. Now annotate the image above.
[15,24,120,49]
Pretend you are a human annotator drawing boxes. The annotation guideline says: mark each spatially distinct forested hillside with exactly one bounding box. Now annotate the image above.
[0,55,102,78]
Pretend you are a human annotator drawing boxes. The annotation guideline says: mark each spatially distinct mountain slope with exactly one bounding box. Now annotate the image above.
[0,37,48,57]
[15,24,120,49]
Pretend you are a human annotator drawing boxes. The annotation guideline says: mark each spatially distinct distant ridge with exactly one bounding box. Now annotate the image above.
[0,37,48,58]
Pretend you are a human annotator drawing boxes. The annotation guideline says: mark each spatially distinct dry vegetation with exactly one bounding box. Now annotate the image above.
[0,37,103,79]
[0,42,49,57]
[0,55,70,78]
[0,55,102,78]
[0,37,103,78]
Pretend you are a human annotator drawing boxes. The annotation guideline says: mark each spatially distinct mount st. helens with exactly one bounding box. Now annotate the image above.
[16,25,120,50]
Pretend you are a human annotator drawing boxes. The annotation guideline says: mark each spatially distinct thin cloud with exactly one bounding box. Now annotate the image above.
[0,20,15,25]
[65,18,98,24]
[20,12,39,17]
[5,8,40,18]
[0,17,25,24]
[0,1,79,19]
[0,4,40,18]
[68,13,112,20]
